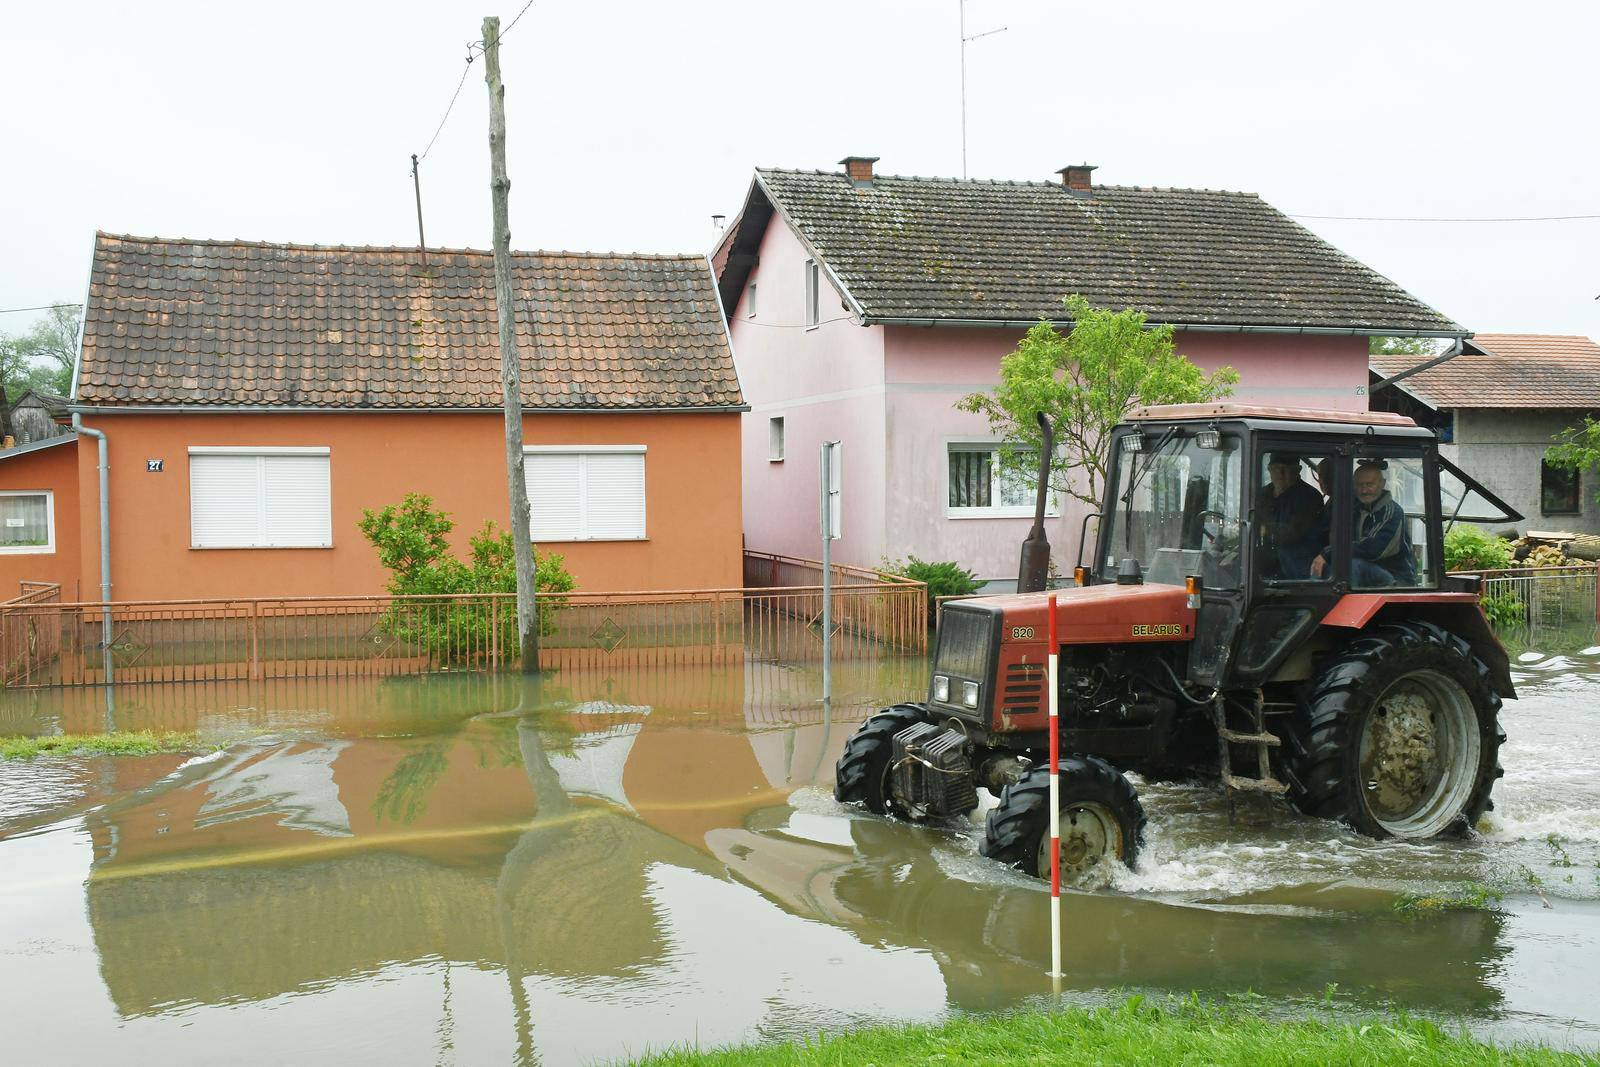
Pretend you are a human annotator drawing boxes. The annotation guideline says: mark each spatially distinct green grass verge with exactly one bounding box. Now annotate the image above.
[0,730,210,761]
[627,996,1593,1066]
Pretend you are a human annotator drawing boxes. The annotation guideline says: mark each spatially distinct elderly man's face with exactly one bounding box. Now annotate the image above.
[1354,467,1385,504]
[1268,461,1301,495]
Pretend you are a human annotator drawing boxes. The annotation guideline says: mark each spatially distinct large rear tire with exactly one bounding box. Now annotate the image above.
[981,757,1145,888]
[1283,620,1505,839]
[833,704,928,815]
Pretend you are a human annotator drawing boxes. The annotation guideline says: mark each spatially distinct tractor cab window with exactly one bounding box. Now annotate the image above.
[1343,450,1434,589]
[1254,450,1332,583]
[1099,430,1243,589]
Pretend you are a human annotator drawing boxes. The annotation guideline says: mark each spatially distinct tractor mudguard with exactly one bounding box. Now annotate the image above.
[1320,593,1515,699]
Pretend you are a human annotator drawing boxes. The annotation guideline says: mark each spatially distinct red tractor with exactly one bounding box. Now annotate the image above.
[835,405,1521,887]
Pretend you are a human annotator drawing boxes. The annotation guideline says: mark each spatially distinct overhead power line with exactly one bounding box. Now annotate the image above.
[415,3,536,163]
[1289,212,1600,223]
[0,303,82,316]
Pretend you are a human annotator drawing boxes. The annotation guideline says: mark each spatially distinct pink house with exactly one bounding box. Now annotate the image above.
[714,157,1466,588]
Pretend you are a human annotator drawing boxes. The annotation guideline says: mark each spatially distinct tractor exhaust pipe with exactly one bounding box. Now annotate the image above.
[1017,412,1054,594]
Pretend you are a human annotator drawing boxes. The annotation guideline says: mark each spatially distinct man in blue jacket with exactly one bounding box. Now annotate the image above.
[1310,461,1416,586]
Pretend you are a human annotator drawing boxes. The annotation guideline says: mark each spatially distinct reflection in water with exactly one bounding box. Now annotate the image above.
[1,651,1598,1062]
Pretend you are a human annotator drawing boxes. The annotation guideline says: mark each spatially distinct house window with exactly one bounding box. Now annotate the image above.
[525,446,646,541]
[768,417,785,462]
[947,444,1055,518]
[804,260,820,326]
[747,283,758,319]
[1541,460,1581,516]
[0,490,54,554]
[189,447,332,549]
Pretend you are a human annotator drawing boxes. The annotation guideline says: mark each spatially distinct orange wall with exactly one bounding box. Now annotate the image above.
[0,439,82,599]
[74,412,742,601]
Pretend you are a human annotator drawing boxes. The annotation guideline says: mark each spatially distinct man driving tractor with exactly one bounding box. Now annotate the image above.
[1310,459,1416,586]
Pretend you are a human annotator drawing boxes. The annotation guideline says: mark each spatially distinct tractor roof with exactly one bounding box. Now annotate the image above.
[1127,403,1416,427]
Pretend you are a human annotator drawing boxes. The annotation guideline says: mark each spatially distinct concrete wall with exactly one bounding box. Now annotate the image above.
[729,220,887,568]
[0,438,82,599]
[69,410,743,601]
[1446,408,1600,535]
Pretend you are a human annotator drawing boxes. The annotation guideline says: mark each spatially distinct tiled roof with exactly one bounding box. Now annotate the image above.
[77,234,743,410]
[731,168,1461,333]
[1371,333,1600,409]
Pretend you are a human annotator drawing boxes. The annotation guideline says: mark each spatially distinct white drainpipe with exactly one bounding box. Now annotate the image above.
[71,412,113,684]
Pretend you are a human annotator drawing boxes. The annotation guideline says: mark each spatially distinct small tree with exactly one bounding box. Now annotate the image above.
[956,295,1239,509]
[1546,416,1600,504]
[1369,335,1443,357]
[0,304,81,397]
[359,493,574,666]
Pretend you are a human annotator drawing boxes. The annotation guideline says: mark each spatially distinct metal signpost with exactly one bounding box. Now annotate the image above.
[820,441,842,705]
[1048,591,1062,991]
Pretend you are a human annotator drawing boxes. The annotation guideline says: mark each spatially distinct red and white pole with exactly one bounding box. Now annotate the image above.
[1047,592,1062,980]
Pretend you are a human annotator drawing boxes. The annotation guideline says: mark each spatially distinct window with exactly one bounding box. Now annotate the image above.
[1349,451,1432,590]
[1255,449,1331,583]
[768,416,785,462]
[946,443,1055,518]
[525,446,645,541]
[747,283,758,319]
[0,491,54,554]
[1542,460,1581,516]
[804,259,820,326]
[189,448,332,549]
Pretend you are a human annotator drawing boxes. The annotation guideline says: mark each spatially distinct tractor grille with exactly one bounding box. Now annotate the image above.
[1001,661,1045,718]
[891,722,978,817]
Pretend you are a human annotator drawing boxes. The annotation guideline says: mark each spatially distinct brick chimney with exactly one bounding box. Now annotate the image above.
[1057,163,1097,196]
[839,155,880,187]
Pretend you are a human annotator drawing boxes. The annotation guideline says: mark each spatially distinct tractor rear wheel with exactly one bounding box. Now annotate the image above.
[981,757,1145,888]
[1284,620,1504,839]
[833,704,928,815]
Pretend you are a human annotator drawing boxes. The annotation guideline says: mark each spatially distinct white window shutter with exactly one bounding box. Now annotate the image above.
[526,453,582,541]
[262,455,332,547]
[191,454,262,547]
[583,453,645,539]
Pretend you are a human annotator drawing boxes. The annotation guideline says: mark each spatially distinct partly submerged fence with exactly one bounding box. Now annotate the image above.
[0,558,926,689]
[1474,564,1600,633]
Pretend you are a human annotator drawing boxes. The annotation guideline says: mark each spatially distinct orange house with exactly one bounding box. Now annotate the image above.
[0,234,746,602]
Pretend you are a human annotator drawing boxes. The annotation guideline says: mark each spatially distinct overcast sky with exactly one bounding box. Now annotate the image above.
[3,0,1597,344]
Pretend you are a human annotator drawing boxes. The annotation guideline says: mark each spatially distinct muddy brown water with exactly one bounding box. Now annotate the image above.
[1,643,1598,1064]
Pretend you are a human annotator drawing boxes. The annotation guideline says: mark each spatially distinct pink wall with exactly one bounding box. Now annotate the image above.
[730,220,888,567]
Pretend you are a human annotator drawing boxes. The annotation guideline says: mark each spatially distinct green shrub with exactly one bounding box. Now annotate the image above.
[1480,592,1524,630]
[882,555,981,623]
[1444,524,1514,572]
[359,493,575,665]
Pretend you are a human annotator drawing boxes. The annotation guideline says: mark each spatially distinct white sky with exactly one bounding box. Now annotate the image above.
[3,0,1597,341]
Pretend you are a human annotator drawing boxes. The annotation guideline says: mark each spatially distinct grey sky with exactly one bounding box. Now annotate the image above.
[3,0,1597,344]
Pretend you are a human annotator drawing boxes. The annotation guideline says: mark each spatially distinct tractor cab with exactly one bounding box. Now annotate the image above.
[1097,404,1518,689]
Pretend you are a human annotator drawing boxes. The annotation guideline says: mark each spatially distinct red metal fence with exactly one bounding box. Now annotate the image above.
[0,556,926,689]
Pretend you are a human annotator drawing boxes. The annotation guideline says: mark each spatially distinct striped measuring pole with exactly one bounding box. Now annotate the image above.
[1047,592,1062,981]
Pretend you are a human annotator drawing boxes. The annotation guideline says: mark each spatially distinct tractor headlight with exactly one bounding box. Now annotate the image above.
[933,675,950,703]
[962,680,980,708]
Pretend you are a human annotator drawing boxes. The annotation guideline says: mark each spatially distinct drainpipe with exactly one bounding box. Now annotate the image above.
[71,413,112,685]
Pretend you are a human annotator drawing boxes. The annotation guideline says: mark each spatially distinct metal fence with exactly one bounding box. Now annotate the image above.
[1475,564,1600,632]
[0,558,926,689]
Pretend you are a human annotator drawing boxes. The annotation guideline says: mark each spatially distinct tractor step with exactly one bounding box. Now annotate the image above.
[1220,772,1290,795]
[1215,727,1281,747]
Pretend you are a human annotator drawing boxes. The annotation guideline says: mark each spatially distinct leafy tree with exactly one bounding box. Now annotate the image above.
[1443,524,1513,571]
[359,493,575,664]
[956,295,1239,509]
[1546,416,1600,503]
[1369,335,1443,357]
[0,304,80,398]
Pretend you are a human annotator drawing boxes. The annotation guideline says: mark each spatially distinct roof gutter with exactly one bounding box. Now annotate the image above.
[1368,338,1466,397]
[862,315,1470,338]
[66,403,751,415]
[71,412,113,685]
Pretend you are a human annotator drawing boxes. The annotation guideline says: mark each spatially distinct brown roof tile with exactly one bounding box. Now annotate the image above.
[77,234,744,411]
[1371,333,1600,409]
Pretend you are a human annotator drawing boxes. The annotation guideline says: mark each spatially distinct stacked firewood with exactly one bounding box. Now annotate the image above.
[1510,533,1600,566]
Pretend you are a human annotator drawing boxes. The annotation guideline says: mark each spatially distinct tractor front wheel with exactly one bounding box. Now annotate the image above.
[833,704,928,815]
[1284,620,1504,839]
[981,757,1145,888]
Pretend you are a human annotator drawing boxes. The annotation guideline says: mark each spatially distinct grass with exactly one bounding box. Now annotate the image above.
[626,996,1594,1066]
[1393,882,1505,918]
[0,729,211,761]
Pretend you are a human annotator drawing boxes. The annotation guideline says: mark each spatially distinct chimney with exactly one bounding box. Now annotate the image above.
[839,155,880,187]
[1057,163,1097,196]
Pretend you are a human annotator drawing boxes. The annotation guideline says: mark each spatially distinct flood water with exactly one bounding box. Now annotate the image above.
[2,641,1598,1064]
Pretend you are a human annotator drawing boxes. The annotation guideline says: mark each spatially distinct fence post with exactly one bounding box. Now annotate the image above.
[1594,561,1600,624]
[250,600,262,681]
[490,596,501,672]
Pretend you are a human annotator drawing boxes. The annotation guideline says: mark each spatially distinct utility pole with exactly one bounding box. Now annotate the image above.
[482,15,541,674]
[410,153,429,268]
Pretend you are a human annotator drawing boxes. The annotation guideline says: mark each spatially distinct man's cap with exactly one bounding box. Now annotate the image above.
[1266,452,1305,467]
[1356,459,1389,472]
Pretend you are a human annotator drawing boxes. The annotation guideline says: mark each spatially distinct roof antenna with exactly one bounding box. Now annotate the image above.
[959,0,1007,178]
[410,153,429,269]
